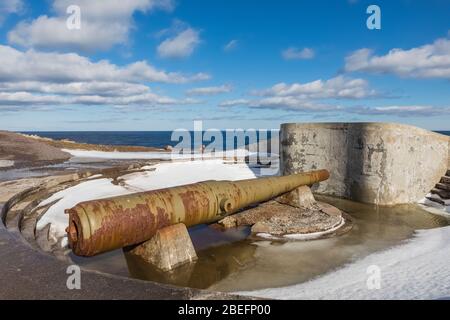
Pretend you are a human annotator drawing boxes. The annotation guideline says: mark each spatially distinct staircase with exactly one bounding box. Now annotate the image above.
[426,169,450,206]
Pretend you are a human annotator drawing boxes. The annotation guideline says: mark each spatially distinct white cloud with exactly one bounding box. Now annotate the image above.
[254,76,376,99]
[0,45,209,84]
[224,40,238,52]
[345,37,450,79]
[7,0,173,51]
[220,97,338,112]
[218,99,250,107]
[0,81,150,96]
[0,0,23,25]
[0,91,199,107]
[249,97,338,112]
[282,47,315,60]
[157,27,201,58]
[186,85,232,96]
[350,105,450,117]
[219,76,381,113]
[0,45,208,109]
[217,74,445,118]
[218,99,449,117]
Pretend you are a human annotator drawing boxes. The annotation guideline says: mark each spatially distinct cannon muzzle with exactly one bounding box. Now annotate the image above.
[67,169,329,256]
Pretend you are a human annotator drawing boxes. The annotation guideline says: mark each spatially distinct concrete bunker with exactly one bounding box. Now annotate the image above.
[280,122,450,205]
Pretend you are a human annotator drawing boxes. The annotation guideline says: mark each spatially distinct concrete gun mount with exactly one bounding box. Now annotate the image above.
[66,170,330,256]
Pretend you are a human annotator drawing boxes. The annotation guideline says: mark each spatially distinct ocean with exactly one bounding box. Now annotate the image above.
[22,131,450,149]
[22,131,278,150]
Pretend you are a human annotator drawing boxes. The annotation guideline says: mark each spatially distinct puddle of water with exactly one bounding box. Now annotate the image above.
[69,225,252,282]
[69,195,449,291]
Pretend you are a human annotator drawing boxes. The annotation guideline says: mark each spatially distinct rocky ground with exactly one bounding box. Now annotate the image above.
[0,131,70,168]
[0,131,170,170]
[218,186,350,239]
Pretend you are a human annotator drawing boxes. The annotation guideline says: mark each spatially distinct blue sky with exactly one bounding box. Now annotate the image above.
[0,0,449,131]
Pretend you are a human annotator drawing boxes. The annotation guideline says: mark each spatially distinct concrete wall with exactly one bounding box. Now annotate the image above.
[280,123,450,205]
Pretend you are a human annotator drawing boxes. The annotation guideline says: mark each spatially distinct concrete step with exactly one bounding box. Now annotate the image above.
[440,176,450,184]
[426,196,447,206]
[436,183,450,191]
[431,188,450,200]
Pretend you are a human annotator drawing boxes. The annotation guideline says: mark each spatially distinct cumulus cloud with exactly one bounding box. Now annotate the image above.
[218,76,387,114]
[224,40,238,52]
[0,0,23,25]
[0,81,150,96]
[7,0,173,51]
[0,45,209,83]
[254,76,377,99]
[0,45,208,108]
[186,85,232,96]
[345,37,450,79]
[0,91,198,107]
[157,27,201,58]
[282,47,315,60]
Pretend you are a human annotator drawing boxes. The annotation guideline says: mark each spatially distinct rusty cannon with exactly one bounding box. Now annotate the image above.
[66,169,329,256]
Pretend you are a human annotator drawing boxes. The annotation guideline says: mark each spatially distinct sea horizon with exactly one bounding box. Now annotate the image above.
[19,130,450,149]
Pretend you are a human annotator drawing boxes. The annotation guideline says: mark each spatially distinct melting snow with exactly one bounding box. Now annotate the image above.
[0,160,14,168]
[418,195,450,217]
[37,159,258,242]
[238,226,450,300]
[62,148,252,160]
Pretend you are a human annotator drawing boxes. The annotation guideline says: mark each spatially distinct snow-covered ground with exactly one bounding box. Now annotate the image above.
[37,159,258,243]
[239,225,450,300]
[419,195,450,217]
[62,148,253,160]
[35,153,450,299]
[0,160,14,168]
[256,217,345,241]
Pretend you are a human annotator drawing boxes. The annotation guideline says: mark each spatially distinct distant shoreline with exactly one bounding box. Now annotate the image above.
[20,132,168,152]
[0,131,168,170]
[18,129,449,149]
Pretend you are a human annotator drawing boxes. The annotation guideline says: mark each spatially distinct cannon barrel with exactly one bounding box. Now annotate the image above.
[67,169,329,256]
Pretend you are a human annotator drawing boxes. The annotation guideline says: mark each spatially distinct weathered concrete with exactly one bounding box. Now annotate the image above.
[0,203,241,299]
[218,186,348,239]
[275,185,316,208]
[280,122,450,205]
[249,201,344,237]
[0,172,246,299]
[126,223,197,272]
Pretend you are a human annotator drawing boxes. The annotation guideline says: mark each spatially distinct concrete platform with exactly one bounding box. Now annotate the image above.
[0,173,244,300]
[280,122,450,205]
[0,202,248,299]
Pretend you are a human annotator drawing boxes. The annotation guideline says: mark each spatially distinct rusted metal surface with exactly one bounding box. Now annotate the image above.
[67,169,329,256]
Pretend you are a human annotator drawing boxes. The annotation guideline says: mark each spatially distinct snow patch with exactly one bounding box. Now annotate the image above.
[238,226,450,300]
[123,160,257,191]
[418,195,450,216]
[37,159,259,246]
[256,217,345,241]
[0,160,14,168]
[62,148,252,160]
[37,178,132,242]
